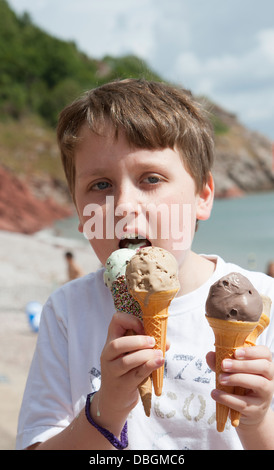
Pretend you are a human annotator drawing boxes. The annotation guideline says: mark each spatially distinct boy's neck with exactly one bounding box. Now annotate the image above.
[177,251,216,296]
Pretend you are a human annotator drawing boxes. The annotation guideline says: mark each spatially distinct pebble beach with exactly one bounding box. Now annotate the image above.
[0,229,101,449]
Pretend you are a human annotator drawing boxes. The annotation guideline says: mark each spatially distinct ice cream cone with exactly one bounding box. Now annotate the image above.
[125,329,152,416]
[206,316,258,432]
[130,289,178,396]
[230,295,271,427]
[138,375,152,417]
[105,249,154,416]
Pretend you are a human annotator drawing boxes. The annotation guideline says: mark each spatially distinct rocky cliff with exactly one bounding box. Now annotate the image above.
[208,102,274,197]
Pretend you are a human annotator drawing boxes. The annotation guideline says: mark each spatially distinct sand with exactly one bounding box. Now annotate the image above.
[0,229,101,449]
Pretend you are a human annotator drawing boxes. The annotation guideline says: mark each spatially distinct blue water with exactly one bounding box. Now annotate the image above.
[192,191,274,273]
[53,191,274,274]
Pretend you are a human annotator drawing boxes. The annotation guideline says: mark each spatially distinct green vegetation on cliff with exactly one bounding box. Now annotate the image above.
[0,0,161,126]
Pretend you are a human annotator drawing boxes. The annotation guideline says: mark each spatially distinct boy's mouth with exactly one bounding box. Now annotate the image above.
[118,234,151,250]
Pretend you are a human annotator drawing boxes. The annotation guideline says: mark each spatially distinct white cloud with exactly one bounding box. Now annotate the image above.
[169,27,274,135]
[174,28,274,91]
[257,29,274,63]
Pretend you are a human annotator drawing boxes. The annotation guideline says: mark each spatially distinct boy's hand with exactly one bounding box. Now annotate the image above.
[96,312,164,425]
[206,346,274,427]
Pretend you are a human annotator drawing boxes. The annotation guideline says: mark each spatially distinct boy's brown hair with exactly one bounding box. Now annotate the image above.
[57,79,214,201]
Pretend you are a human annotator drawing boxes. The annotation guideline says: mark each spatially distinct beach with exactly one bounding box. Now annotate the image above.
[0,229,101,450]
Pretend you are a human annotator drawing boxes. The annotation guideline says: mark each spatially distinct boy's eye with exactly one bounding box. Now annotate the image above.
[91,181,111,191]
[143,175,161,184]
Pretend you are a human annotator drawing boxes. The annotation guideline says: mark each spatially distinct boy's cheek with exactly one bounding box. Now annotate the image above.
[153,201,196,250]
[87,238,115,266]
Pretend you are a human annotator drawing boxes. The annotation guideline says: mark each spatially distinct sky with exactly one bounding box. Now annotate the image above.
[8,0,274,140]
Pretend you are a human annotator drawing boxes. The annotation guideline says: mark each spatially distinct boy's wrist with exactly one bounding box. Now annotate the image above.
[86,393,128,449]
[89,391,128,440]
[237,406,273,429]
[236,409,274,450]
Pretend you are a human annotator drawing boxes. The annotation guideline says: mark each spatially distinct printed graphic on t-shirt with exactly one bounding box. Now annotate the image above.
[89,351,218,427]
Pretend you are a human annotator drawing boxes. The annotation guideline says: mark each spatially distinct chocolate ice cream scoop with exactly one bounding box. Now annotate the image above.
[206,272,263,322]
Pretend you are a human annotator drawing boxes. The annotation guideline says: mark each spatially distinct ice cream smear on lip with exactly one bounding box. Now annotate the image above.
[118,234,151,250]
[125,246,180,303]
[206,272,263,322]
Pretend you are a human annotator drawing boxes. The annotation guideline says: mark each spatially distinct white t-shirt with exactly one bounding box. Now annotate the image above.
[16,255,274,450]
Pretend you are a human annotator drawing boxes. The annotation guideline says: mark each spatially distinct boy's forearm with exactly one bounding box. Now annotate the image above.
[34,403,127,450]
[35,410,113,450]
[236,408,274,450]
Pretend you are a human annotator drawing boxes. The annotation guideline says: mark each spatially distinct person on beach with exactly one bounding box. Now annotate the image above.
[16,79,274,450]
[64,251,84,281]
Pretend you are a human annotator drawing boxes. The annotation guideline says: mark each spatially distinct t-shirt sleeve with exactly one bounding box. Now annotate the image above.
[16,296,73,449]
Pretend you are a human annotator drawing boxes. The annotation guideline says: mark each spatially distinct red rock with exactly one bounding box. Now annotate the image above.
[0,166,72,234]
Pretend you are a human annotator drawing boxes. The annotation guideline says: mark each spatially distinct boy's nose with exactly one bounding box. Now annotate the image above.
[114,184,141,216]
[113,185,144,235]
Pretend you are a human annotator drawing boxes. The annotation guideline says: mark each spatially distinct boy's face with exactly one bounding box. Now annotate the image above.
[74,124,213,269]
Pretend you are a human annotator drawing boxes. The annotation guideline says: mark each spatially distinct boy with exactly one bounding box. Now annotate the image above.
[16,79,274,450]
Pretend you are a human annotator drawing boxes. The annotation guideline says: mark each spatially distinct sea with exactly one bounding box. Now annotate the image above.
[51,191,274,274]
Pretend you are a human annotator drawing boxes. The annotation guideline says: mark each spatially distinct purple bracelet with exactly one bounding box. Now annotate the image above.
[85,393,128,450]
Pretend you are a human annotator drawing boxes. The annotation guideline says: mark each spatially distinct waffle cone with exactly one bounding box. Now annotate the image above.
[138,375,152,417]
[230,295,271,427]
[130,289,178,396]
[206,316,258,432]
[125,329,152,416]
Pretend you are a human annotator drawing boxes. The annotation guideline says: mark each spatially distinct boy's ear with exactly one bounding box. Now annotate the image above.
[196,173,214,221]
